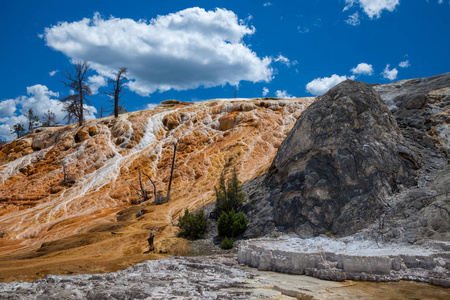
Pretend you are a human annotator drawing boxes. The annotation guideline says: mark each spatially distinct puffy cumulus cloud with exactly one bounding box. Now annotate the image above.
[87,75,107,94]
[350,62,374,76]
[382,64,398,80]
[344,0,399,19]
[0,84,97,142]
[399,60,411,68]
[275,90,295,99]
[262,87,269,97]
[43,8,273,97]
[306,74,350,96]
[49,70,58,77]
[0,99,17,118]
[345,12,361,26]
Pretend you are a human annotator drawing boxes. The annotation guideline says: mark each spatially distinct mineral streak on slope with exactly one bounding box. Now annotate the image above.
[0,147,51,185]
[0,97,314,258]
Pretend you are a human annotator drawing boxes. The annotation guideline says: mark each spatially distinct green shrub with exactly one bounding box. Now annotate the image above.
[178,209,207,240]
[217,209,248,237]
[214,167,246,217]
[220,237,234,249]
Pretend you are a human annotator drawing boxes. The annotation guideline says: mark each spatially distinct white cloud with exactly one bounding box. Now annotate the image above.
[382,64,398,80]
[262,87,269,97]
[398,60,411,68]
[87,75,107,94]
[273,54,296,68]
[297,26,310,34]
[343,0,357,11]
[345,12,360,26]
[350,62,374,75]
[263,2,272,7]
[275,90,295,99]
[146,103,158,110]
[0,99,17,118]
[0,84,97,141]
[306,74,350,96]
[43,8,273,97]
[344,0,400,19]
[49,70,58,77]
[274,55,289,65]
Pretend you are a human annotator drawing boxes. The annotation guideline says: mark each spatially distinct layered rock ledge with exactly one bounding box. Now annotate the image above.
[237,235,450,287]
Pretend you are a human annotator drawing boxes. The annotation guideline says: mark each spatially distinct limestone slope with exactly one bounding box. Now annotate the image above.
[0,97,314,281]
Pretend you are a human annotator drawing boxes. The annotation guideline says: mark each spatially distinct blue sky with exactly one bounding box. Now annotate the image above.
[0,0,449,141]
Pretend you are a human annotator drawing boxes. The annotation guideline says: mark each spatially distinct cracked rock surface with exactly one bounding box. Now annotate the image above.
[246,80,419,238]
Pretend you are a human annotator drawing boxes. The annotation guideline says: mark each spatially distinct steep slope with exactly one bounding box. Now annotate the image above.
[0,97,314,281]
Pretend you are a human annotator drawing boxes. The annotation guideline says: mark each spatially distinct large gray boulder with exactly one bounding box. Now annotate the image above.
[256,80,419,237]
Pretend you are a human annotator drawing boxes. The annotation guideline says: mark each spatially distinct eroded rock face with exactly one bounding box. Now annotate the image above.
[258,80,418,237]
[238,236,450,286]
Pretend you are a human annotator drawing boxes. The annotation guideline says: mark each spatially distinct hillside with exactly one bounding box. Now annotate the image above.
[0,97,313,281]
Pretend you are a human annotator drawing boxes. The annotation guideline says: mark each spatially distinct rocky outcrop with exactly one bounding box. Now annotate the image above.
[238,236,450,286]
[245,80,419,238]
[373,73,450,184]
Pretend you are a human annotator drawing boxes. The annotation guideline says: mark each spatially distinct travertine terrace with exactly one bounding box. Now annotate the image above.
[0,97,313,281]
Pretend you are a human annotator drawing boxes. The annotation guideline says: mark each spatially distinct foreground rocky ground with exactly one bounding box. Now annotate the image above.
[0,254,448,299]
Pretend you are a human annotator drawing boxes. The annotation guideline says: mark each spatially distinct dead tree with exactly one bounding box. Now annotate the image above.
[60,61,92,126]
[154,141,178,204]
[104,67,127,118]
[99,106,105,118]
[130,141,178,205]
[130,170,151,204]
[166,141,177,200]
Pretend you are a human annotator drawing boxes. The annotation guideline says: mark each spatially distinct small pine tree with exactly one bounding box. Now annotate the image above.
[10,123,26,139]
[25,108,40,132]
[214,167,245,217]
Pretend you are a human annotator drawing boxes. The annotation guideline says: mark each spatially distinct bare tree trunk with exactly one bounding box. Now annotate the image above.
[142,172,157,200]
[166,141,177,200]
[79,82,84,126]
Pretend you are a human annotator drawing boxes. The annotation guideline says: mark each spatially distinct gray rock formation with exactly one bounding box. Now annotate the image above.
[373,73,450,183]
[245,80,419,238]
[238,236,450,286]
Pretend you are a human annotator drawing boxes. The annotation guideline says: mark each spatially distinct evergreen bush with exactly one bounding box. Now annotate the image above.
[178,209,207,240]
[220,237,234,249]
[217,209,248,237]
